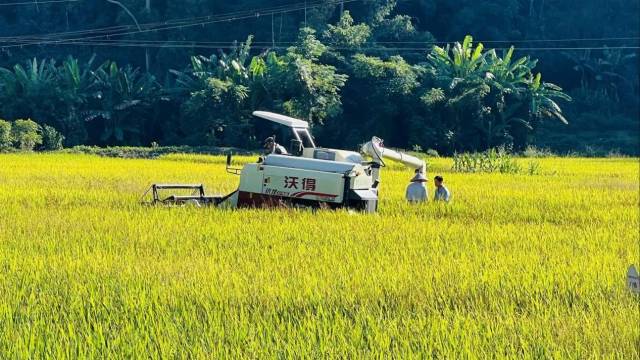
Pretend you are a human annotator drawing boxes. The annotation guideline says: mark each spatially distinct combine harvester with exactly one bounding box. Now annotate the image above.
[143,111,425,213]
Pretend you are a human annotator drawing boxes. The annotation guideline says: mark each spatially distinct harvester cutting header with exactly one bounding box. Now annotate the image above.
[143,111,426,213]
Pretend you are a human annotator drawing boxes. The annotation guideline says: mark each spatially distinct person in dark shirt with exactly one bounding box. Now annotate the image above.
[264,137,288,155]
[434,175,451,202]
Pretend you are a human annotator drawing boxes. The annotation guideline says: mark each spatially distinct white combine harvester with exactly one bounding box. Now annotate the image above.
[143,111,425,213]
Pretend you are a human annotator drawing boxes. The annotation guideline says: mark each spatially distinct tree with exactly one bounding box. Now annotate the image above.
[11,119,42,151]
[341,53,422,145]
[0,58,59,126]
[0,56,95,146]
[169,37,256,146]
[0,120,11,149]
[40,125,65,150]
[82,61,160,145]
[421,36,571,151]
[323,11,371,50]
[256,28,348,125]
[54,56,96,145]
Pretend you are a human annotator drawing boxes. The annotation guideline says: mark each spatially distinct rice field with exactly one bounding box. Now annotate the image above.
[0,153,638,358]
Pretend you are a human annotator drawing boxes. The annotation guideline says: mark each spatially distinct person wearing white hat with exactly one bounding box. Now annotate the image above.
[405,172,428,203]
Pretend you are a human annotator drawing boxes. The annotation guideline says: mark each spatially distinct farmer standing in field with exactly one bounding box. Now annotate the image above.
[405,172,428,203]
[434,175,451,202]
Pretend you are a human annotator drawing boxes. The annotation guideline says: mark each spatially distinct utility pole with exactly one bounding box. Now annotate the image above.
[340,1,344,17]
[278,14,283,43]
[105,0,148,71]
[271,13,275,48]
[145,0,151,72]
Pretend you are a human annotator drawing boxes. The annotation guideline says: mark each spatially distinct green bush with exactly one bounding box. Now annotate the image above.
[452,147,521,174]
[11,119,42,151]
[40,125,65,150]
[0,120,11,149]
[522,146,555,158]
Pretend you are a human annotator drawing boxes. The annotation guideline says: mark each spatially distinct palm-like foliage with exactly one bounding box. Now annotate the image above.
[484,47,536,93]
[528,73,571,124]
[82,61,159,143]
[0,56,147,145]
[167,37,258,145]
[170,36,255,95]
[423,36,571,150]
[0,58,59,121]
[427,35,487,85]
[0,58,57,98]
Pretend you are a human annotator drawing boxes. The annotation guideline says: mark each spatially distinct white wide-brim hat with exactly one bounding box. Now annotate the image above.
[411,173,427,182]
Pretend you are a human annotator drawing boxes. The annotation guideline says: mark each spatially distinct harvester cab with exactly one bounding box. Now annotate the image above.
[143,111,426,213]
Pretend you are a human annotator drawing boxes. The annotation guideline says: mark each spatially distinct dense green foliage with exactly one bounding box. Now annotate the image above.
[0,0,637,154]
[11,119,42,150]
[0,119,11,149]
[0,118,64,151]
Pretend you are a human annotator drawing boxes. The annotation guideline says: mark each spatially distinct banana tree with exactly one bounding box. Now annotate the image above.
[170,35,255,96]
[528,73,572,125]
[427,35,488,87]
[53,56,97,144]
[167,37,257,146]
[83,61,159,144]
[423,36,571,150]
[0,58,58,120]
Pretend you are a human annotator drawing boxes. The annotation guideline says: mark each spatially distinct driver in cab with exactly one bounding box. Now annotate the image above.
[264,136,288,155]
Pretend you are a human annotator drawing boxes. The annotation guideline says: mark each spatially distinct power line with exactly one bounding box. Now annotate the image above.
[0,0,637,51]
[0,0,80,6]
[0,0,351,45]
[15,40,638,52]
[27,38,640,48]
[367,37,640,44]
[5,37,638,46]
[2,26,637,49]
[0,3,296,41]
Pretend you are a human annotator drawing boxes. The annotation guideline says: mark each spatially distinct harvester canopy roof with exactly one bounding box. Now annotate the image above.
[253,111,309,129]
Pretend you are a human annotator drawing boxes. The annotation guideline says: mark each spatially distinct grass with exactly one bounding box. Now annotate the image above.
[0,153,638,358]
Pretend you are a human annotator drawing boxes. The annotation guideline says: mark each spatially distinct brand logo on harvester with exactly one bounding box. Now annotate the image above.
[264,188,290,196]
[284,176,317,191]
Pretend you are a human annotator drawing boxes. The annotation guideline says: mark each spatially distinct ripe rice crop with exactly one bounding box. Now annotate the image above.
[0,153,637,358]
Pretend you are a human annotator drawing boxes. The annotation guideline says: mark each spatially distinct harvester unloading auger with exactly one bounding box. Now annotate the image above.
[142,111,426,213]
